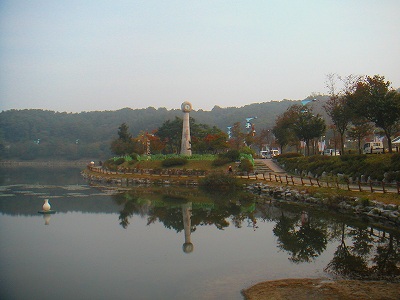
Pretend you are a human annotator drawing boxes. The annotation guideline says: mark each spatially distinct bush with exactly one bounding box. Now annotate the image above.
[212,157,231,167]
[222,149,240,162]
[278,152,303,159]
[161,157,188,167]
[114,157,125,165]
[340,154,366,162]
[238,158,254,173]
[240,153,254,165]
[391,153,400,171]
[129,153,140,161]
[199,172,241,190]
[239,146,255,156]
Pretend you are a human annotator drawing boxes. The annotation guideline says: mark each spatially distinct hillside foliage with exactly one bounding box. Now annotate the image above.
[0,100,303,160]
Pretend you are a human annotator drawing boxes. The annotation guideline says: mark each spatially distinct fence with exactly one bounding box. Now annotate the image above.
[241,172,400,194]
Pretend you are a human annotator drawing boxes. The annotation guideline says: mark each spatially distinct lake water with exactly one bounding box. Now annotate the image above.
[0,166,399,300]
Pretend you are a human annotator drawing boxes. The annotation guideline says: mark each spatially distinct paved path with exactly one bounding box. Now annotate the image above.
[254,159,287,174]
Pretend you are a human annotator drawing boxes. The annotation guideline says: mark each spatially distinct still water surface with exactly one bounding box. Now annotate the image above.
[0,167,399,300]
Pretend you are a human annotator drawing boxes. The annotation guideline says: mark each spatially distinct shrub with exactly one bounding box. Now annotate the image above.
[391,153,400,171]
[238,158,254,173]
[222,149,240,162]
[240,153,254,165]
[161,157,188,167]
[199,172,241,190]
[239,146,255,156]
[129,153,140,161]
[278,152,303,159]
[212,157,231,167]
[340,154,366,162]
[114,157,125,165]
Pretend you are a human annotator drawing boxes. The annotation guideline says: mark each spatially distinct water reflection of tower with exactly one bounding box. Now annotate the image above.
[182,202,193,253]
[43,214,51,225]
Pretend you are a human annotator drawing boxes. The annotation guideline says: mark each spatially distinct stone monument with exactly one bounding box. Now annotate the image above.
[180,101,192,156]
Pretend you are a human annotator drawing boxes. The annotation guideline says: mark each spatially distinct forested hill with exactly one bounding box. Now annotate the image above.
[0,97,328,160]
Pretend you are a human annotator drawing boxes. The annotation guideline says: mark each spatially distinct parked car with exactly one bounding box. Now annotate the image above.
[259,149,280,159]
[259,150,269,159]
[269,149,280,158]
[363,142,384,154]
[323,149,340,156]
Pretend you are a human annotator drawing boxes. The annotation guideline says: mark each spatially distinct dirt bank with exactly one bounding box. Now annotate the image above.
[242,278,400,300]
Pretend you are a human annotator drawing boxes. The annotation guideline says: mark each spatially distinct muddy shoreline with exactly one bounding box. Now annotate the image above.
[242,278,400,300]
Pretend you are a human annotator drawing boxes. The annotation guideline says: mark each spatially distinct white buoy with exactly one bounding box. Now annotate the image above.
[42,199,51,212]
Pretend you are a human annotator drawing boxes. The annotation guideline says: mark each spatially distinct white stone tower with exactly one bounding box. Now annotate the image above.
[180,101,192,156]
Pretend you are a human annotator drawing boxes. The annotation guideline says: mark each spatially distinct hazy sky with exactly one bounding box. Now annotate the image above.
[1,1,399,112]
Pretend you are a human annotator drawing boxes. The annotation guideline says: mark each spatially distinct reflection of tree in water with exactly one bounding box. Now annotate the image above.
[373,234,400,278]
[113,190,259,232]
[325,223,370,278]
[325,223,400,281]
[114,188,400,280]
[114,193,152,229]
[273,211,327,263]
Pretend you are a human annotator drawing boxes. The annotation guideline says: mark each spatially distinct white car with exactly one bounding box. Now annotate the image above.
[259,149,280,159]
[323,149,340,156]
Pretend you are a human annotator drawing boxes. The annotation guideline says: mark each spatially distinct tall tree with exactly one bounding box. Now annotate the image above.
[348,75,400,152]
[229,122,245,150]
[324,74,357,155]
[347,117,374,154]
[272,105,303,154]
[110,123,136,155]
[117,123,132,142]
[253,128,273,152]
[291,105,326,156]
[154,117,183,154]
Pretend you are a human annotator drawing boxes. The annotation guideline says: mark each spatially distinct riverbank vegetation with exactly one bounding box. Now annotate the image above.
[277,152,400,181]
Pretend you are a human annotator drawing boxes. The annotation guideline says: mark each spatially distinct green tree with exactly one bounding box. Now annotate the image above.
[348,75,400,152]
[347,117,374,154]
[291,105,326,156]
[273,108,298,154]
[117,123,132,142]
[253,128,272,152]
[155,117,183,154]
[110,123,136,156]
[324,74,360,155]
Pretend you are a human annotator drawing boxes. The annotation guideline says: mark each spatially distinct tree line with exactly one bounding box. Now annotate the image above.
[273,74,400,155]
[0,100,296,160]
[1,74,398,160]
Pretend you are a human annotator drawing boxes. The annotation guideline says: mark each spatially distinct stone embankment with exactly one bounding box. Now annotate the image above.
[245,182,400,228]
[81,170,200,186]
